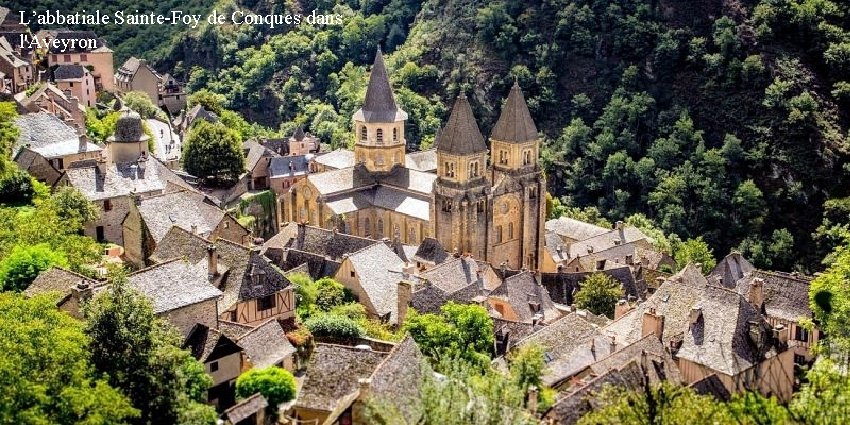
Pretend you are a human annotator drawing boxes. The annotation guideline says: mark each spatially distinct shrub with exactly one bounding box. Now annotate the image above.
[303,313,364,339]
[236,367,297,407]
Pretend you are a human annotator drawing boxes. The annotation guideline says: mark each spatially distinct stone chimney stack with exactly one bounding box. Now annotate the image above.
[614,299,632,320]
[357,378,371,401]
[397,280,413,325]
[527,386,539,414]
[96,155,107,175]
[206,244,218,280]
[749,278,765,311]
[641,307,664,341]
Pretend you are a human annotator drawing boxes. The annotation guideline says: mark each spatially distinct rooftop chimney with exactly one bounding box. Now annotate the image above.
[641,308,664,341]
[689,307,702,326]
[527,386,539,414]
[190,224,198,235]
[397,280,413,325]
[615,221,624,230]
[614,299,632,320]
[357,378,371,402]
[206,244,218,281]
[748,278,765,312]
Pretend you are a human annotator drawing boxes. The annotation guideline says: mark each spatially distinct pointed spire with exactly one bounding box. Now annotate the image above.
[355,48,407,123]
[435,95,487,156]
[491,82,538,143]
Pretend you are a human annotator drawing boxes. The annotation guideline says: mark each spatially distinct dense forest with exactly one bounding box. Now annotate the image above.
[17,0,849,272]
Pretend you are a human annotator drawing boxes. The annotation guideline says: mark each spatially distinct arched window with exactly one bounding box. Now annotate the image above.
[407,226,416,243]
[393,128,398,141]
[376,128,384,143]
[360,126,367,141]
[523,150,532,166]
[364,218,372,237]
[393,224,401,240]
[377,219,384,238]
[496,225,503,243]
[508,222,514,240]
[499,151,508,165]
[376,154,385,165]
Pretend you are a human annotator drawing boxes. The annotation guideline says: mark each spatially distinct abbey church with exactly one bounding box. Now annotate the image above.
[283,50,546,270]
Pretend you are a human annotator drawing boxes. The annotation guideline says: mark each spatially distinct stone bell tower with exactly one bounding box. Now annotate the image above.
[352,48,408,174]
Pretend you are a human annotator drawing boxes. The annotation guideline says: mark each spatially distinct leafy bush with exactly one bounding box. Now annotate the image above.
[315,277,356,311]
[303,312,364,339]
[0,169,35,206]
[236,367,297,407]
[0,243,68,291]
[575,273,624,319]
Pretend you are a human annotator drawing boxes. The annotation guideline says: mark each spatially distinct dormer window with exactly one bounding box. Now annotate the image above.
[376,128,384,143]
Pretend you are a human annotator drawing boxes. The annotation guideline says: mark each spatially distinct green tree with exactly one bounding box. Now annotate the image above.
[187,89,226,115]
[84,279,215,425]
[674,237,716,274]
[574,273,624,319]
[810,246,850,353]
[790,359,850,424]
[314,277,356,311]
[122,91,162,119]
[0,292,138,424]
[182,121,245,186]
[727,392,789,425]
[50,186,100,228]
[403,302,494,367]
[0,243,68,291]
[235,367,298,407]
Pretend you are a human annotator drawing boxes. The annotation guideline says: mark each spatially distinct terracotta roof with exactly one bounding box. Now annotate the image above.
[435,95,487,156]
[353,49,407,123]
[237,319,296,369]
[490,82,538,143]
[294,344,387,412]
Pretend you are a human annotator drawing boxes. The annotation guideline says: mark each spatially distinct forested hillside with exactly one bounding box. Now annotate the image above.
[29,0,850,272]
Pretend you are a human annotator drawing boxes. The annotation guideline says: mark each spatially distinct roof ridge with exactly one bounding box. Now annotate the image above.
[367,334,414,381]
[166,225,214,244]
[128,257,189,275]
[236,317,279,341]
[45,266,102,282]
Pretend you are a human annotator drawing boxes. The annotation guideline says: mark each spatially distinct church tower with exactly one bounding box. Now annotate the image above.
[433,95,491,258]
[352,49,408,174]
[488,82,546,270]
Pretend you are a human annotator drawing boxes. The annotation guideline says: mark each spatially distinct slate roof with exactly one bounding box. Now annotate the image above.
[307,166,375,195]
[412,237,448,265]
[183,324,241,363]
[205,241,291,311]
[136,190,228,243]
[404,149,437,172]
[709,252,755,288]
[353,49,407,123]
[490,82,538,143]
[420,256,486,294]
[269,155,310,178]
[602,264,708,347]
[224,393,268,423]
[314,149,355,170]
[540,267,644,305]
[108,111,150,143]
[294,344,387,412]
[368,336,427,423]
[282,249,341,280]
[186,104,218,127]
[517,312,602,367]
[115,57,159,82]
[371,186,431,221]
[64,155,193,201]
[377,166,436,195]
[568,225,650,259]
[435,95,487,156]
[14,112,99,158]
[150,225,211,264]
[344,242,407,323]
[543,360,647,425]
[677,285,776,376]
[237,318,296,369]
[545,217,609,243]
[127,258,222,314]
[493,318,541,355]
[243,139,275,173]
[24,267,98,300]
[52,64,86,80]
[734,270,812,323]
[218,320,255,341]
[490,271,560,324]
[587,334,681,383]
[287,223,377,261]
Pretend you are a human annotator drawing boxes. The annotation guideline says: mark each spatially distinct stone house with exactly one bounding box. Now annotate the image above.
[114,57,160,103]
[13,112,101,183]
[222,393,267,425]
[334,242,408,325]
[121,189,249,267]
[184,324,243,409]
[45,30,114,91]
[487,271,562,325]
[227,318,297,371]
[52,65,96,107]
[268,154,313,198]
[289,344,387,424]
[24,267,101,318]
[0,37,33,92]
[14,83,86,128]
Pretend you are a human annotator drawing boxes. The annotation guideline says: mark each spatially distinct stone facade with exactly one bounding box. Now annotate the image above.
[159,297,219,338]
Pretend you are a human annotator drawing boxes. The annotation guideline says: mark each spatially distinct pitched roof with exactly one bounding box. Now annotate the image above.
[314,149,355,170]
[567,225,650,259]
[136,190,228,243]
[377,166,437,195]
[353,49,407,123]
[368,336,427,422]
[24,267,98,300]
[517,312,602,364]
[490,82,538,143]
[295,344,387,412]
[540,267,643,305]
[677,285,776,376]
[183,324,241,363]
[236,319,296,369]
[204,241,291,311]
[64,156,194,201]
[545,217,609,243]
[287,223,377,261]
[150,225,211,264]
[490,271,560,324]
[344,242,407,322]
[14,112,98,158]
[269,155,310,178]
[224,393,268,423]
[243,139,275,173]
[127,258,222,313]
[52,64,86,80]
[734,270,812,323]
[307,166,375,195]
[435,95,487,156]
[404,149,437,172]
[708,252,755,288]
[420,256,486,294]
[218,320,255,341]
[412,237,448,265]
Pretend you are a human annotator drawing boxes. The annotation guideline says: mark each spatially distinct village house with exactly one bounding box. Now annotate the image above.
[0,36,33,93]
[410,254,494,315]
[121,189,249,267]
[51,64,96,107]
[222,393,268,425]
[60,110,197,244]
[159,73,187,113]
[334,242,409,325]
[114,57,160,103]
[14,83,87,128]
[488,271,562,325]
[176,104,218,136]
[184,324,243,409]
[289,343,388,424]
[44,30,114,91]
[13,112,101,185]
